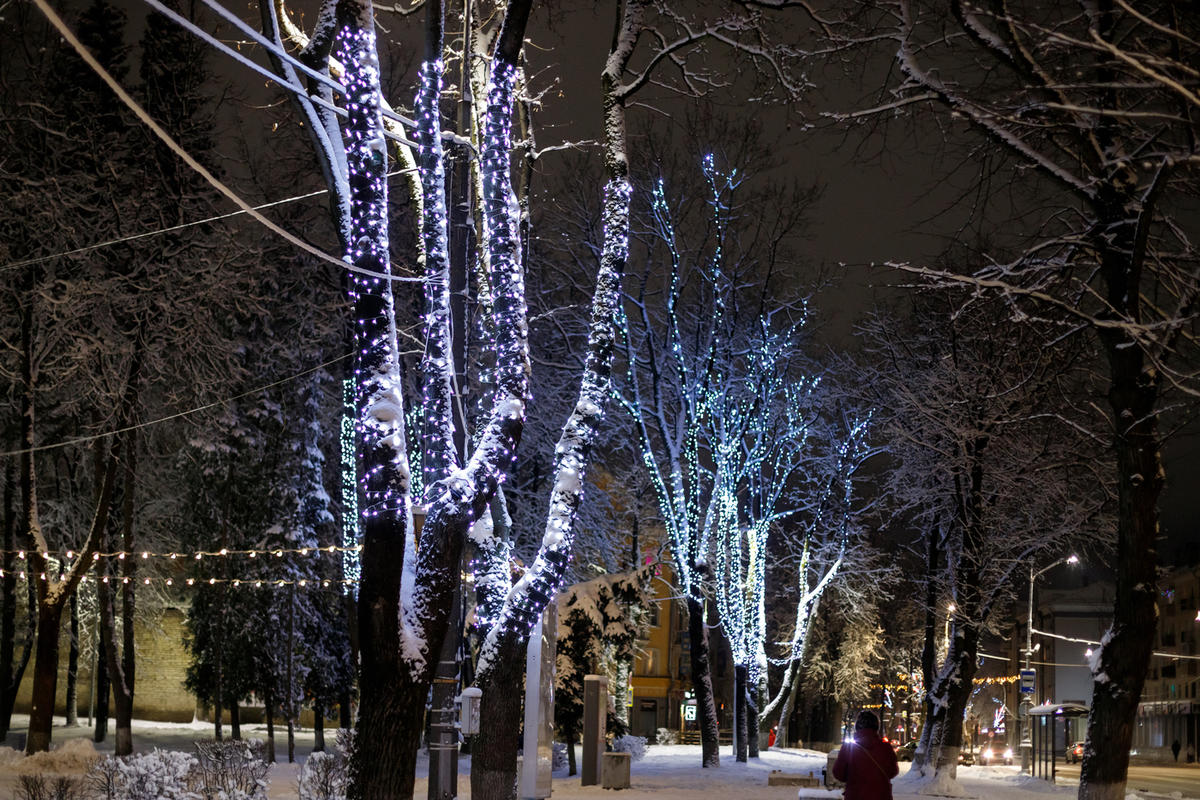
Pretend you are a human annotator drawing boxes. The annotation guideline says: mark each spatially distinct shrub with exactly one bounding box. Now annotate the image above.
[192,739,269,800]
[83,749,198,800]
[612,735,647,762]
[655,728,678,745]
[297,751,346,800]
[15,774,83,800]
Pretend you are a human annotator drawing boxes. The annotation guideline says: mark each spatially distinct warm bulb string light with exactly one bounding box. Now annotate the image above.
[0,570,357,588]
[869,675,1021,690]
[0,544,363,564]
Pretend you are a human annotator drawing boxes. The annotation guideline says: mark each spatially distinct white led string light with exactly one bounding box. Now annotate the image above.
[340,378,361,592]
[338,16,413,528]
[416,58,458,494]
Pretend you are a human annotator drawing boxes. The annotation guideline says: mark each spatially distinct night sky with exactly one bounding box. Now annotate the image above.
[31,0,1200,562]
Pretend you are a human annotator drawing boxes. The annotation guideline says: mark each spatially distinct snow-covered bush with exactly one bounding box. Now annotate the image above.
[192,739,269,800]
[296,729,354,800]
[83,756,121,799]
[83,749,198,800]
[655,727,678,745]
[297,751,348,800]
[110,749,198,800]
[612,735,647,761]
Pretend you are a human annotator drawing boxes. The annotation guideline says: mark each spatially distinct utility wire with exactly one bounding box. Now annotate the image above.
[30,0,421,284]
[0,352,353,459]
[0,167,416,274]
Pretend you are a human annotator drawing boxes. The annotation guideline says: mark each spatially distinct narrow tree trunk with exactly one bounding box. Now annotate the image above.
[230,700,240,740]
[287,584,296,764]
[734,665,748,762]
[287,717,295,764]
[314,703,326,752]
[0,459,25,739]
[338,692,351,730]
[94,632,109,743]
[471,630,525,800]
[266,692,276,763]
[687,596,720,768]
[567,735,577,777]
[97,551,134,755]
[65,592,79,726]
[213,664,223,741]
[747,680,760,758]
[770,659,802,746]
[913,526,940,768]
[114,428,138,755]
[613,660,631,732]
[26,598,66,754]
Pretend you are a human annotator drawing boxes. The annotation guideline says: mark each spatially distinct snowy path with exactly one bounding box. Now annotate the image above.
[0,719,1192,800]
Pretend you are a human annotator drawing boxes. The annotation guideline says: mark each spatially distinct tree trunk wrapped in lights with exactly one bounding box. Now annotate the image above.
[266,0,535,796]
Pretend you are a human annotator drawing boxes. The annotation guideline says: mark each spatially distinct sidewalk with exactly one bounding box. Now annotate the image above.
[0,719,1190,800]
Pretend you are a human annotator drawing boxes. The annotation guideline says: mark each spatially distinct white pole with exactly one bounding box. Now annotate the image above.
[520,615,544,799]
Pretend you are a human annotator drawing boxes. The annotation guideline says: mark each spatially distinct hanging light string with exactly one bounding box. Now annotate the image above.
[0,352,353,459]
[0,571,357,588]
[0,544,363,563]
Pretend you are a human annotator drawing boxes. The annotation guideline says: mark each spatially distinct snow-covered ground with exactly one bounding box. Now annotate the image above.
[0,718,1190,800]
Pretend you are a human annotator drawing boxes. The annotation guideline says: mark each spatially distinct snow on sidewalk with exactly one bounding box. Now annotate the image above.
[0,721,1187,800]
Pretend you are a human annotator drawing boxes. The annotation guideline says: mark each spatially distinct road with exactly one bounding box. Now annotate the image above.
[1053,763,1200,797]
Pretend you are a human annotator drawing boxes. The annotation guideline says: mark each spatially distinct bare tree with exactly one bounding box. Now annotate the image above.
[856,294,1111,787]
[807,4,1200,795]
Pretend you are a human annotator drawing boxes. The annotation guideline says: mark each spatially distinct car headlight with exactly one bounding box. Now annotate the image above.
[1003,748,1013,760]
[982,748,992,759]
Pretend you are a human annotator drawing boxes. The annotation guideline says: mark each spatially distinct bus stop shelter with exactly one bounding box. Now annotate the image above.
[1028,703,1089,781]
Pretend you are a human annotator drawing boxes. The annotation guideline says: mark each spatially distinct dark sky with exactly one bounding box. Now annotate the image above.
[95,0,1200,562]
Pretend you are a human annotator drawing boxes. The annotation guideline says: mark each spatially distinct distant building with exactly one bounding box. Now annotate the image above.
[1000,564,1200,761]
[1134,564,1199,760]
[628,561,733,743]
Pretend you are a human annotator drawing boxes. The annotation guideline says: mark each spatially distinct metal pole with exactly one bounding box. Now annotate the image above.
[1019,564,1034,773]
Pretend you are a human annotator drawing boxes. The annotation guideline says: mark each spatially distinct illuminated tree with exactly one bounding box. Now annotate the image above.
[756,405,875,747]
[619,155,817,766]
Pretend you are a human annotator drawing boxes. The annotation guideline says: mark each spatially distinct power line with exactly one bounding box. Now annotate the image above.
[0,187,325,274]
[29,0,421,284]
[0,352,353,459]
[0,166,417,275]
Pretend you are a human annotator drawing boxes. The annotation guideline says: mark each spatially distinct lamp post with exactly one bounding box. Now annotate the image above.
[1018,554,1079,773]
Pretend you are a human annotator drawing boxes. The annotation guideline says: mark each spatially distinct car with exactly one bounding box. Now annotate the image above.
[896,741,918,762]
[959,747,975,766]
[977,742,1013,765]
[1066,741,1085,763]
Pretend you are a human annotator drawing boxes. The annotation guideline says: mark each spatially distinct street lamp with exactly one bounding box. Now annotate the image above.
[1019,553,1079,773]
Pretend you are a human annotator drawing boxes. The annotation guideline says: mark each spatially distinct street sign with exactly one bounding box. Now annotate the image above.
[1019,669,1036,694]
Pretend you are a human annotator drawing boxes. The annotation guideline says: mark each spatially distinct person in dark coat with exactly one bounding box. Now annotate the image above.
[1172,738,1182,761]
[832,710,900,800]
